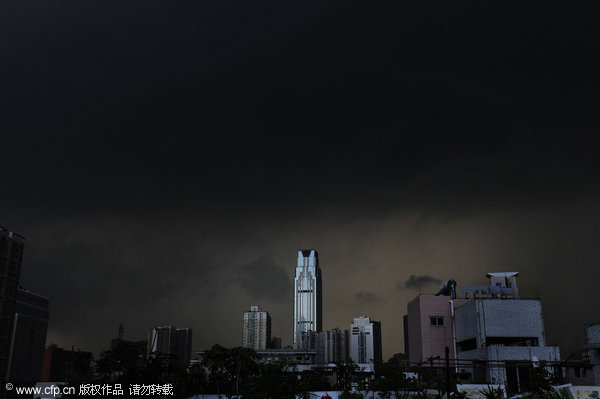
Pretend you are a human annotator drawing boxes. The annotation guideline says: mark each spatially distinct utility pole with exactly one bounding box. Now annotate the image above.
[445,346,451,399]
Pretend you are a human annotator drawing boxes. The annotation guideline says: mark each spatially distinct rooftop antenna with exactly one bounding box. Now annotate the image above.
[118,323,124,340]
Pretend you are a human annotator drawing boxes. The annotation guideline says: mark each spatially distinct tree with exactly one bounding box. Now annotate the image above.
[245,360,301,399]
[229,346,259,397]
[96,340,146,382]
[201,345,260,397]
[203,344,234,396]
[520,366,561,398]
[335,360,371,397]
[299,369,332,393]
[372,361,413,399]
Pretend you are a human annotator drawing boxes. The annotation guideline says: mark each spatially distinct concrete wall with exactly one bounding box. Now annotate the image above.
[586,323,600,344]
[455,301,479,345]
[480,300,545,343]
[455,298,559,388]
[455,299,546,346]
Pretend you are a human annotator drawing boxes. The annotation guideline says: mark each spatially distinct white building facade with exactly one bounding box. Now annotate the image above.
[456,273,560,394]
[243,305,271,350]
[350,316,382,365]
[294,249,322,346]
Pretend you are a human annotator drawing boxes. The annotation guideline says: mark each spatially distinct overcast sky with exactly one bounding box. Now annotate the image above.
[2,1,599,360]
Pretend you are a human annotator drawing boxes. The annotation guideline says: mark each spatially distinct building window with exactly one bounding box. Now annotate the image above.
[430,316,444,326]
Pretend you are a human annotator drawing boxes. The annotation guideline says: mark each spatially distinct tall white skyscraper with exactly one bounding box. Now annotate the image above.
[350,316,382,365]
[294,249,322,346]
[242,305,271,350]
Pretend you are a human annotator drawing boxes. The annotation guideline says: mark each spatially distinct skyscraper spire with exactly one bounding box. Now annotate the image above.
[294,249,322,347]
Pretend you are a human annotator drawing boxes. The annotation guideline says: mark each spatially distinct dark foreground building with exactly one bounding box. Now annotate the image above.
[0,227,25,382]
[41,344,93,381]
[148,326,192,369]
[7,288,49,382]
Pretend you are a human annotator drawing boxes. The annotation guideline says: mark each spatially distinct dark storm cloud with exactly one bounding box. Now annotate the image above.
[2,0,599,216]
[401,275,442,290]
[235,256,290,301]
[354,292,387,305]
[22,220,215,330]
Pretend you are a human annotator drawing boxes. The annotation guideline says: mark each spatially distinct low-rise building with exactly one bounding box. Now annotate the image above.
[560,349,595,386]
[455,273,560,394]
[585,321,600,386]
[404,272,562,395]
[406,294,468,365]
[41,344,93,382]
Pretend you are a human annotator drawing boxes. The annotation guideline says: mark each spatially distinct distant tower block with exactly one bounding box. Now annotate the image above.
[294,249,322,346]
[118,323,124,340]
[350,316,382,365]
[242,305,271,350]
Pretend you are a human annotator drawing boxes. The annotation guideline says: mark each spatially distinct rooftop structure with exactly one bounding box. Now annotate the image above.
[461,272,519,299]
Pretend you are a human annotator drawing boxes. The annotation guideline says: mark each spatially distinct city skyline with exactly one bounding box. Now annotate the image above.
[6,239,599,361]
[2,1,600,363]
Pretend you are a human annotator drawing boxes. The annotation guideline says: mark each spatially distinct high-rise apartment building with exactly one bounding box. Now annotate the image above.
[148,326,192,368]
[350,316,382,365]
[316,328,350,364]
[0,227,25,381]
[294,249,322,347]
[242,305,271,350]
[294,330,318,350]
